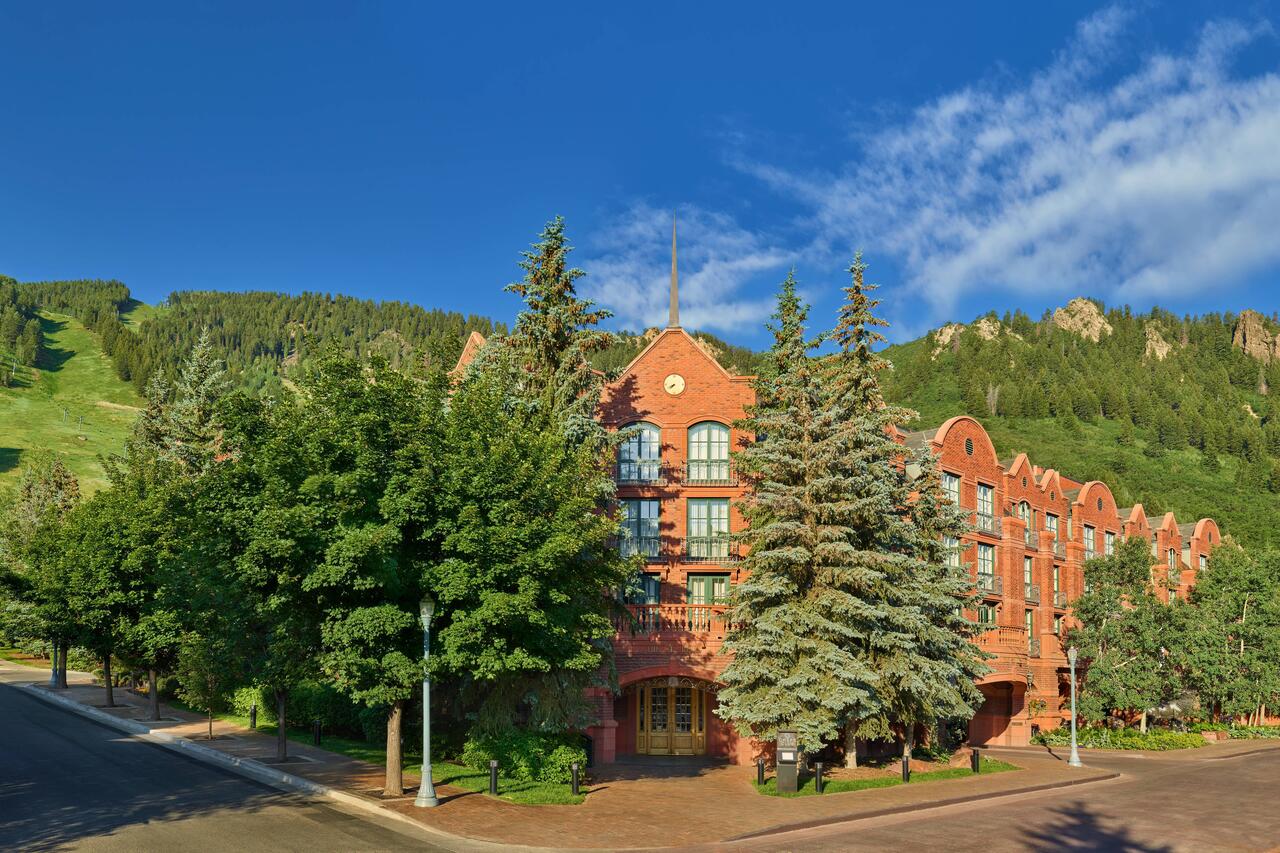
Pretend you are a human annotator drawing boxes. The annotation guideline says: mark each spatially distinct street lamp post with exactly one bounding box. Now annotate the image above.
[414,596,439,808]
[1067,646,1082,767]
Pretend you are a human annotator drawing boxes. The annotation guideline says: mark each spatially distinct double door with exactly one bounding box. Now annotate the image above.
[636,683,707,755]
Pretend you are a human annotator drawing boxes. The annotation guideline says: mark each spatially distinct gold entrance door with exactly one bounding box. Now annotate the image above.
[635,683,707,755]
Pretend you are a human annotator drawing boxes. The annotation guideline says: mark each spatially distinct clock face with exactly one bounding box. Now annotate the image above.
[663,374,686,395]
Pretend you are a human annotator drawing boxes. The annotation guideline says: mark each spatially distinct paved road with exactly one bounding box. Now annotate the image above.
[0,678,451,852]
[738,744,1280,852]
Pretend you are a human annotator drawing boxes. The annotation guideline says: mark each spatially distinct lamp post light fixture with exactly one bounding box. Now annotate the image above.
[1067,646,1083,768]
[414,595,440,808]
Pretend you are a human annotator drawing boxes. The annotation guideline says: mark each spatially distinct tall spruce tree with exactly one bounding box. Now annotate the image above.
[823,254,985,761]
[716,271,880,753]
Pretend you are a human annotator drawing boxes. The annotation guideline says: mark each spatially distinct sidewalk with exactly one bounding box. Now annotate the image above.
[3,661,1157,850]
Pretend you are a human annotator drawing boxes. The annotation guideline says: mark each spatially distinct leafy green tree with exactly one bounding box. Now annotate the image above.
[1068,537,1181,729]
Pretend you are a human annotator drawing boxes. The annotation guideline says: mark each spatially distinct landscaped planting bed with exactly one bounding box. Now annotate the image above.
[1033,727,1206,750]
[755,755,1018,797]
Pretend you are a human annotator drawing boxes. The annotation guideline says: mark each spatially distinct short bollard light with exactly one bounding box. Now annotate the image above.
[756,758,765,786]
[312,718,321,746]
[814,761,824,794]
[571,762,580,796]
[249,703,257,730]
[488,759,499,795]
[970,748,981,774]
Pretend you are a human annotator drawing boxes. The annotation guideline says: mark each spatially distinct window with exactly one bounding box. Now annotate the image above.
[624,573,661,605]
[1151,533,1159,557]
[687,498,730,560]
[1084,524,1096,559]
[978,543,995,578]
[1199,554,1207,571]
[965,437,974,455]
[942,472,961,504]
[1053,614,1064,635]
[1046,513,1059,541]
[1168,548,1176,569]
[1024,608,1035,637]
[687,422,730,482]
[1019,500,1031,522]
[1023,556,1033,587]
[943,535,961,568]
[977,603,997,626]
[618,422,662,482]
[1104,531,1115,556]
[1053,565,1061,594]
[977,483,993,518]
[686,574,729,605]
[1169,588,1178,602]
[619,499,660,559]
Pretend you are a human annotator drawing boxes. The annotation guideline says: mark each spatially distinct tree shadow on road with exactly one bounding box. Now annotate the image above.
[1022,801,1175,853]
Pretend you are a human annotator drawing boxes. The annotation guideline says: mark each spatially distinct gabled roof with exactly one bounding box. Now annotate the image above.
[1177,522,1197,538]
[451,331,488,377]
[902,427,940,451]
[616,327,749,383]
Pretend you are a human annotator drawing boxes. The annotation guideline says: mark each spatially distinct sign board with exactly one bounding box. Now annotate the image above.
[775,730,800,793]
[776,730,798,750]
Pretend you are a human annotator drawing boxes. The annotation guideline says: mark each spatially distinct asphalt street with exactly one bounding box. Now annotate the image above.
[738,744,1280,852]
[0,678,449,852]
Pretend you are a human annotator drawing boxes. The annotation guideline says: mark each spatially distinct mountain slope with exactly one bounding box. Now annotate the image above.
[882,299,1280,547]
[0,312,142,498]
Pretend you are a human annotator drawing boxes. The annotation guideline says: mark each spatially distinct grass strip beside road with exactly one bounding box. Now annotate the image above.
[755,756,1019,797]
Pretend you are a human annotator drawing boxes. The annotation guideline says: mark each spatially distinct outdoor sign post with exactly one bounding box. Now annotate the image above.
[776,730,799,794]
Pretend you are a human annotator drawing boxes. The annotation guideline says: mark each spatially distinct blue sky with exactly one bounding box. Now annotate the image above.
[2,2,1278,347]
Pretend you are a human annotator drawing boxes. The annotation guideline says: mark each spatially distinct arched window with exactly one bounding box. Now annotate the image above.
[687,422,731,484]
[619,422,662,484]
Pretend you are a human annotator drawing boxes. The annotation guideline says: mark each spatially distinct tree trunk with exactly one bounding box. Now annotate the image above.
[148,669,160,721]
[276,688,288,762]
[48,641,58,687]
[385,700,404,796]
[208,710,214,740]
[843,723,859,768]
[1139,710,1148,734]
[57,645,68,688]
[102,655,114,707]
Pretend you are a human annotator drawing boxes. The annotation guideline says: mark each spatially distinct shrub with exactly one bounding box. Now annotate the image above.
[1228,726,1280,740]
[1189,722,1229,733]
[461,729,589,783]
[1032,726,1205,750]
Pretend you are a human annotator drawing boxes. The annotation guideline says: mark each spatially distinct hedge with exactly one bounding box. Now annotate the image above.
[1033,727,1206,750]
[461,729,589,783]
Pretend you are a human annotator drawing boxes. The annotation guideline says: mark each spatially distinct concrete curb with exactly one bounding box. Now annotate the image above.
[16,683,521,853]
[725,769,1122,842]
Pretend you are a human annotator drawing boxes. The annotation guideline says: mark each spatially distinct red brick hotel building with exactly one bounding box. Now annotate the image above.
[458,274,1221,767]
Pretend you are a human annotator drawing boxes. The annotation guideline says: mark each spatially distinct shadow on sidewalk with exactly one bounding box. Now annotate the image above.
[1021,801,1175,853]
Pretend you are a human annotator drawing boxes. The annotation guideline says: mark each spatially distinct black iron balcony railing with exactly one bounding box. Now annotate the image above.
[976,513,1000,535]
[683,460,738,486]
[616,462,669,486]
[616,535,664,562]
[976,573,1002,597]
[1029,638,1042,658]
[1024,528,1039,549]
[1054,590,1067,607]
[1024,582,1040,604]
[682,535,741,563]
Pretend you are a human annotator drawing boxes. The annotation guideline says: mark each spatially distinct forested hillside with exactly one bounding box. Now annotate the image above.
[882,298,1280,547]
[14,280,508,395]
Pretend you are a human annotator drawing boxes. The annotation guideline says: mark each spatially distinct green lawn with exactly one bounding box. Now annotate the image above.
[169,701,585,804]
[0,312,142,498]
[0,648,46,667]
[755,756,1019,797]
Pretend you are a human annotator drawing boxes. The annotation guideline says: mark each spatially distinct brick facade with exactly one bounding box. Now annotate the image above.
[456,324,1223,763]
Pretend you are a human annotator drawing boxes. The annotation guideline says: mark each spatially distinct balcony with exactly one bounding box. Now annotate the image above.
[1054,590,1067,607]
[1029,637,1042,658]
[683,536,741,563]
[1024,582,1040,604]
[976,624,1028,656]
[613,604,731,639]
[616,462,670,486]
[683,460,738,486]
[976,573,1002,597]
[1053,540,1067,559]
[617,536,664,563]
[975,513,1000,535]
[1024,528,1039,549]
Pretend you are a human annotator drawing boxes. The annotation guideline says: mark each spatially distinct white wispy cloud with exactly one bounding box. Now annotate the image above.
[583,202,792,334]
[740,7,1280,324]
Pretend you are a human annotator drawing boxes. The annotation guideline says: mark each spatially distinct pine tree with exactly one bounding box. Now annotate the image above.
[823,254,986,760]
[716,270,880,753]
[162,330,229,474]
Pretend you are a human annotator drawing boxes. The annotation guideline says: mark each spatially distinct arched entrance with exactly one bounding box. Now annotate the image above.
[970,677,1029,746]
[629,676,715,756]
